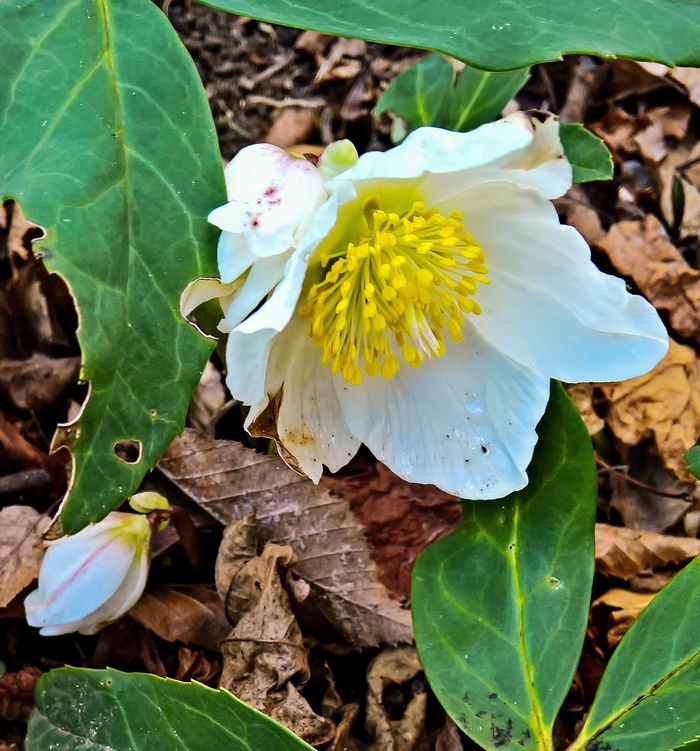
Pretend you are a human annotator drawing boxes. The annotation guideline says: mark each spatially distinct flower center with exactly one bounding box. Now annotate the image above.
[299,196,490,385]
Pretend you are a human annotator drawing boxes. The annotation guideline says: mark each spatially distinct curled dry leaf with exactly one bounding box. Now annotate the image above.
[364,646,427,751]
[0,353,80,412]
[159,430,412,647]
[0,506,49,608]
[591,588,656,648]
[217,530,335,746]
[600,339,700,481]
[324,462,462,601]
[0,665,43,723]
[595,522,700,579]
[127,587,231,652]
[596,216,700,345]
[565,383,605,435]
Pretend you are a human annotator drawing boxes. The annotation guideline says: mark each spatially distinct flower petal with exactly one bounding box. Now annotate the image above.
[262,319,361,480]
[25,533,134,627]
[332,326,551,499]
[76,547,150,635]
[330,114,536,185]
[210,144,328,260]
[452,182,668,382]
[227,194,342,408]
[219,253,289,333]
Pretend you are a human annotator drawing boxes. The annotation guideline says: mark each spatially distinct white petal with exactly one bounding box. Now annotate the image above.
[263,319,360,480]
[333,326,551,499]
[25,533,134,627]
[77,548,150,635]
[211,144,328,259]
[227,194,342,408]
[180,277,241,318]
[328,113,536,186]
[219,253,289,333]
[215,228,257,284]
[455,182,668,382]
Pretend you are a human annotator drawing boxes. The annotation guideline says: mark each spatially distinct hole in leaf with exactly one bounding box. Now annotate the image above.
[114,439,142,464]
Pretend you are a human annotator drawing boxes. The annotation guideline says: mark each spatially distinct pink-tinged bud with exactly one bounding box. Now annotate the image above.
[24,512,151,636]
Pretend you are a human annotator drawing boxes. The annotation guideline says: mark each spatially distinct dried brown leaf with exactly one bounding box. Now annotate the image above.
[219,538,335,745]
[159,430,412,647]
[173,646,221,685]
[128,587,230,652]
[265,108,318,149]
[0,666,43,722]
[364,646,427,751]
[670,67,700,107]
[607,444,693,533]
[597,217,700,344]
[565,384,605,435]
[435,718,463,751]
[0,353,79,412]
[591,588,656,648]
[601,339,700,480]
[595,522,700,579]
[0,506,48,607]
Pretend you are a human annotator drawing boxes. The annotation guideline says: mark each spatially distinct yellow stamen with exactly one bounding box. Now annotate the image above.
[299,195,490,384]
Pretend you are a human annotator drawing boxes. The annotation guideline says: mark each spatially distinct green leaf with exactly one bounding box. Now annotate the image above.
[684,435,700,480]
[376,54,529,137]
[570,555,700,751]
[559,122,614,183]
[202,0,700,71]
[26,667,311,751]
[449,65,529,132]
[673,740,700,751]
[375,54,454,130]
[412,382,597,751]
[0,0,225,532]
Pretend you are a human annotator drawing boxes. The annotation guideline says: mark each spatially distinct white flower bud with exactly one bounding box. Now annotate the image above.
[25,512,152,636]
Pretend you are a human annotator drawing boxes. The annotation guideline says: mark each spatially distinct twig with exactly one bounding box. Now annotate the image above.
[596,456,694,501]
[246,95,326,109]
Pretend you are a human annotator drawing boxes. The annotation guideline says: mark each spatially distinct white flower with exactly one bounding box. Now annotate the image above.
[187,114,668,499]
[25,511,152,636]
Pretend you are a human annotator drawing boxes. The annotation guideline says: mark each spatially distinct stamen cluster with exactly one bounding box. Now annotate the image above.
[299,197,490,384]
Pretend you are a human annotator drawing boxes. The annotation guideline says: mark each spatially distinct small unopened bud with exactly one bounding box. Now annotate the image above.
[25,512,152,636]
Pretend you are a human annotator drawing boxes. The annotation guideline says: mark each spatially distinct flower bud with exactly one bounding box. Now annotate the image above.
[25,512,152,636]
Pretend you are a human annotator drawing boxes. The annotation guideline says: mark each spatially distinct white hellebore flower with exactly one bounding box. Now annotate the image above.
[184,114,668,499]
[25,511,152,636]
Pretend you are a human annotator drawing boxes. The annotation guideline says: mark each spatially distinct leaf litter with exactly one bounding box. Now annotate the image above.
[5,7,700,750]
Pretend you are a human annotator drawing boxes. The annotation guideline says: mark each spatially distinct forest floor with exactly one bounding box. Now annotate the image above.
[2,1,700,749]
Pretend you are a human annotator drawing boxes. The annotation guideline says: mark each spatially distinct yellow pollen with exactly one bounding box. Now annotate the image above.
[299,196,490,384]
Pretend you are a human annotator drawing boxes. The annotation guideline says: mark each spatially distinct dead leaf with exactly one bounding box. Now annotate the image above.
[596,217,700,343]
[436,718,463,751]
[591,588,656,647]
[600,339,700,481]
[128,587,230,652]
[565,384,605,435]
[315,38,367,83]
[595,522,700,579]
[670,67,700,107]
[555,186,605,246]
[0,666,43,722]
[265,108,318,149]
[607,444,693,533]
[218,534,335,745]
[0,506,48,607]
[186,360,226,436]
[0,353,79,412]
[159,430,413,647]
[92,618,166,678]
[364,646,427,751]
[174,646,221,685]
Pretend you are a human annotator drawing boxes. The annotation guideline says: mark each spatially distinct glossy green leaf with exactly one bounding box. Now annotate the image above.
[26,668,311,751]
[412,383,597,751]
[559,123,614,183]
[673,739,700,751]
[0,0,225,532]
[684,435,700,480]
[203,0,700,71]
[570,555,700,751]
[375,54,529,137]
[375,54,454,130]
